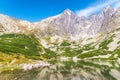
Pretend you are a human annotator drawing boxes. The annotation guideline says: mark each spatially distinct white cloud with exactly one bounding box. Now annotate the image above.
[113,2,120,8]
[75,0,120,17]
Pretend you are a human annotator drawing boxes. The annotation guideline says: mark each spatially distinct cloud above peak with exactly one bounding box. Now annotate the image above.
[75,0,120,17]
[114,2,120,8]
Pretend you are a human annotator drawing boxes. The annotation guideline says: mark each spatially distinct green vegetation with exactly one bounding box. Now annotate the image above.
[0,33,117,61]
[0,34,42,57]
[117,41,120,44]
[82,43,95,50]
[114,48,120,57]
[99,37,113,49]
[61,47,83,57]
[78,49,112,58]
[60,41,71,46]
[41,48,57,59]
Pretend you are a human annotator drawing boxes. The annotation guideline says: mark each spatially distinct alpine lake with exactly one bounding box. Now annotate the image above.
[0,57,120,80]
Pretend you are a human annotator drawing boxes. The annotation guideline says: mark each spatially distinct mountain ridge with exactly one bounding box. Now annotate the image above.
[0,6,120,40]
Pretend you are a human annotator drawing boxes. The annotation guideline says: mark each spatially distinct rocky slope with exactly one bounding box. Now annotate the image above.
[0,14,36,35]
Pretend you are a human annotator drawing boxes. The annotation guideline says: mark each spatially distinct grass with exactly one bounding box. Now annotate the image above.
[99,37,113,50]
[82,43,95,50]
[0,34,42,57]
[61,47,83,57]
[41,48,57,59]
[60,41,71,46]
[114,48,120,57]
[77,49,112,58]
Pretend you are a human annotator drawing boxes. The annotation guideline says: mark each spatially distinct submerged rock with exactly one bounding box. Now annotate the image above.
[22,61,50,71]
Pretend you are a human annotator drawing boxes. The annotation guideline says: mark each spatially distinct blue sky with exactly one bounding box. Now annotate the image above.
[0,0,120,22]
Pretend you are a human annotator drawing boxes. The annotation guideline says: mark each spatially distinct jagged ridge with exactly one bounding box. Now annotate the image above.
[0,6,120,40]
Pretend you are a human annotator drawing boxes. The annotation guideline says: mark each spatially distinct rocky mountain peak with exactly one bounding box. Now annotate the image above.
[102,6,115,17]
[62,9,75,16]
[63,9,71,12]
[103,5,114,12]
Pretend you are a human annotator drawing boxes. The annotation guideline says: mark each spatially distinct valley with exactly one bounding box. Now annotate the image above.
[0,6,120,80]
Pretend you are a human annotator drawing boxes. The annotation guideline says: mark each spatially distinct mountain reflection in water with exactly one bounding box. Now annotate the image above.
[0,58,120,80]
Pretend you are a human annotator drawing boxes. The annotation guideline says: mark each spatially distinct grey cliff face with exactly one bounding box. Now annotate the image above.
[88,6,116,35]
[35,9,91,37]
[51,9,82,35]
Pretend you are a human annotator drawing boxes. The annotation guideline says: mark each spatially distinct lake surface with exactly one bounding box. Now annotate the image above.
[0,58,120,80]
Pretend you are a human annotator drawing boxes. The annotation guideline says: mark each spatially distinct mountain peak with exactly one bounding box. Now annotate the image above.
[62,9,74,15]
[64,9,72,12]
[103,5,114,12]
[105,5,112,9]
